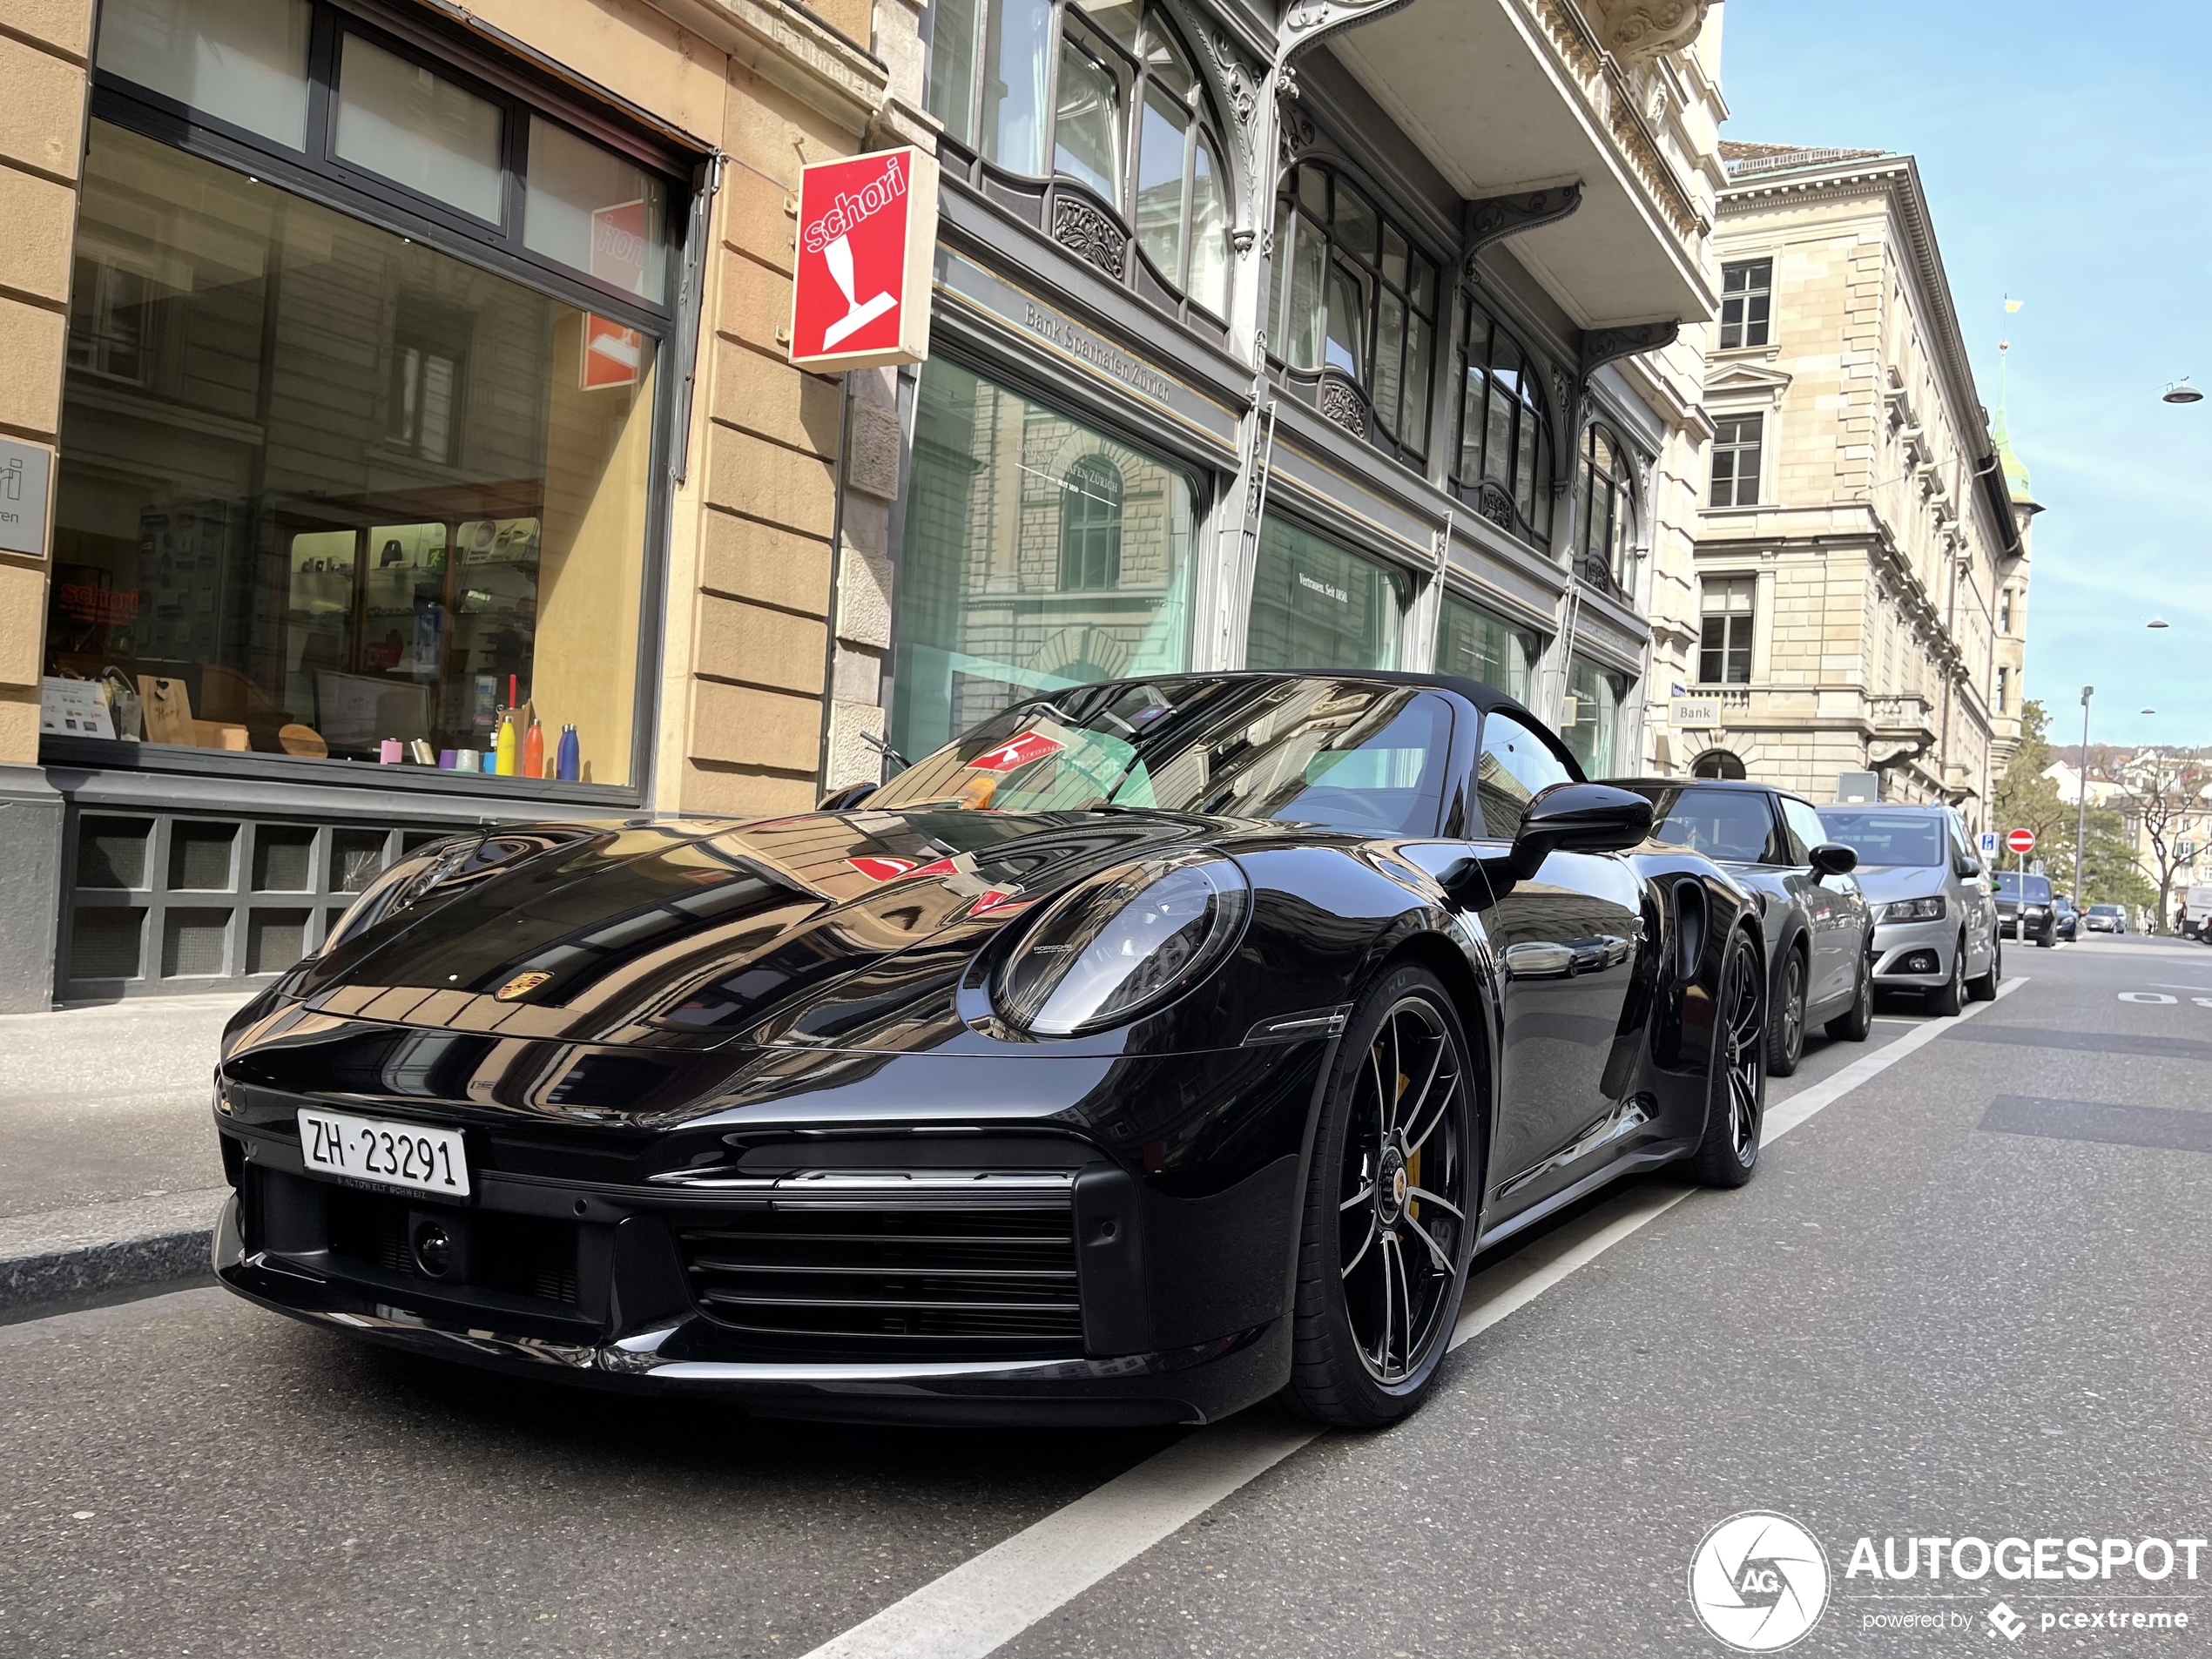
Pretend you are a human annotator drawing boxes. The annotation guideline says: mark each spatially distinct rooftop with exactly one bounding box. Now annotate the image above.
[1719,140,1889,179]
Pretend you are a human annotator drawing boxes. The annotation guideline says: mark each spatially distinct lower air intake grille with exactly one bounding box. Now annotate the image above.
[675,1174,1082,1358]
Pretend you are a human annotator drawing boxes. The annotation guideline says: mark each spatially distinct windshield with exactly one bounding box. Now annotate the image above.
[1815,809,1944,867]
[2089,905,2122,915]
[1995,873,2053,901]
[1616,784,1777,863]
[864,678,1456,835]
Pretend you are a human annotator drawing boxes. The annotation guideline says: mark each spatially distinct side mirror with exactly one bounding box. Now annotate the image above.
[818,783,876,813]
[1809,841,1858,877]
[1439,782,1653,907]
[1957,856,1983,880]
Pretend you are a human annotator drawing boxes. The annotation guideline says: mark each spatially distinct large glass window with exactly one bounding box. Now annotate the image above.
[46,122,660,783]
[1245,518,1407,674]
[1269,164,1438,461]
[1452,300,1554,547]
[1435,595,1536,702]
[95,0,312,148]
[892,359,1197,762]
[927,0,1231,318]
[1699,577,1756,685]
[1561,656,1629,778]
[1575,423,1638,597]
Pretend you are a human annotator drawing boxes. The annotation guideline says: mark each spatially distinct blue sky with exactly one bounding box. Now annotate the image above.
[1719,0,2212,749]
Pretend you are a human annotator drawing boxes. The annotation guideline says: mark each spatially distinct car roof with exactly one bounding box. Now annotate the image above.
[1817,800,1946,813]
[1608,775,1812,807]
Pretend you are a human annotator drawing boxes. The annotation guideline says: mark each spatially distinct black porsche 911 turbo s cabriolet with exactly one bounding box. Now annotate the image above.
[211,671,1765,1428]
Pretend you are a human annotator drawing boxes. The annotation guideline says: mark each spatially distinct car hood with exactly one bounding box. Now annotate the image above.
[283,808,1225,1050]
[1851,864,1950,904]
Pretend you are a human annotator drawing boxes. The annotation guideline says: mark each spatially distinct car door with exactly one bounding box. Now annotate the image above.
[1457,709,1646,1216]
[1777,793,1855,1008]
[1946,812,1993,970]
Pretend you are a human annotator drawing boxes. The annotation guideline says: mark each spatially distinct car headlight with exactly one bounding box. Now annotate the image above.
[994,850,1251,1035]
[1878,895,1947,923]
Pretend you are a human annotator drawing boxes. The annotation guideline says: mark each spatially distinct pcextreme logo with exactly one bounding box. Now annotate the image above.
[1689,1512,1832,1651]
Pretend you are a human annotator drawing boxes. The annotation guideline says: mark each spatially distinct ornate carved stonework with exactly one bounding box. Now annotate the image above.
[1318,376,1368,438]
[1278,98,1318,168]
[1591,0,1714,63]
[1053,196,1126,280]
[1550,368,1575,421]
[1232,227,1257,257]
[1522,0,1701,242]
[1204,31,1262,164]
[1464,185,1584,280]
[1472,481,1516,532]
[1281,0,1420,57]
[1581,320,1681,378]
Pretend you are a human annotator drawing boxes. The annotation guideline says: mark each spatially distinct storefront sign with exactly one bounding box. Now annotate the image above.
[0,438,52,556]
[582,314,642,388]
[1020,303,1175,402]
[1670,696,1723,729]
[789,146,939,372]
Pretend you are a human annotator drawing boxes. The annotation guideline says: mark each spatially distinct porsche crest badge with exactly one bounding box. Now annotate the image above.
[495,971,552,1002]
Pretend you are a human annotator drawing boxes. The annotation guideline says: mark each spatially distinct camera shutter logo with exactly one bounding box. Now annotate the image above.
[1689,1512,1831,1650]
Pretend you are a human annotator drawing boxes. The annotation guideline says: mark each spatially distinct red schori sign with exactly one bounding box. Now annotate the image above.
[788,146,939,373]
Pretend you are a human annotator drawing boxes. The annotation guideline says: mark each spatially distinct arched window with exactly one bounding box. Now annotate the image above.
[1058,454,1123,590]
[1267,163,1439,463]
[925,0,1231,320]
[1693,748,1747,780]
[1577,423,1639,595]
[1453,300,1554,547]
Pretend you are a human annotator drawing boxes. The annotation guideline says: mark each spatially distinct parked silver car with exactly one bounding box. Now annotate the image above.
[1814,803,2000,1015]
[1613,778,1873,1076]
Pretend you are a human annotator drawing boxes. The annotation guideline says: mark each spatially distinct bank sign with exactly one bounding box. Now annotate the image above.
[788,146,939,373]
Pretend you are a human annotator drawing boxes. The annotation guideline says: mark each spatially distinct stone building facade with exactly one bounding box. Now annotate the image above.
[0,0,1732,1007]
[1656,143,2033,823]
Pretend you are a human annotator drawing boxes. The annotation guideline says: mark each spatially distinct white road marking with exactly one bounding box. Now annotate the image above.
[797,974,2030,1659]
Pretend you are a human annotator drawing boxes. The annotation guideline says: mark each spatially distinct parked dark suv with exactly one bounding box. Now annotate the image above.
[1995,871,2058,947]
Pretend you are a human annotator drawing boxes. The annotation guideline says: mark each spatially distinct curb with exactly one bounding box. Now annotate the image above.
[0,1189,227,1319]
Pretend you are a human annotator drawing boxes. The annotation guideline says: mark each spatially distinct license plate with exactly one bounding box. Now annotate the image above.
[299,1108,470,1197]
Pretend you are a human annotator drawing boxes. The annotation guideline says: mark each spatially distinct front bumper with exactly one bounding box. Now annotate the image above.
[1870,915,1957,985]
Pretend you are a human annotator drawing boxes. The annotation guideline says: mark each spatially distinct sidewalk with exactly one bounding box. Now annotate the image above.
[0,994,251,1318]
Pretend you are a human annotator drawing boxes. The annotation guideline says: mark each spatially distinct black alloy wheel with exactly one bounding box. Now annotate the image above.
[1767,947,1807,1076]
[1689,929,1766,1187]
[1826,941,1874,1041]
[1968,934,2002,1001]
[1285,965,1475,1428]
[2038,920,2058,948]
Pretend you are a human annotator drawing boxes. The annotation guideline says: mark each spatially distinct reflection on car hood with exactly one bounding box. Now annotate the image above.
[1851,864,1949,903]
[288,808,1224,1049]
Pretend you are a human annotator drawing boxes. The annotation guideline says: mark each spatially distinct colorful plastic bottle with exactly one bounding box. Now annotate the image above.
[523,719,544,779]
[556,723,579,782]
[494,713,517,776]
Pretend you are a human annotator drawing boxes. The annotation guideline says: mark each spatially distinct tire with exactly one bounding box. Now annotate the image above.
[1766,945,1806,1076]
[1931,934,1966,1016]
[1283,965,1477,1429]
[1825,941,1873,1041]
[1967,934,2001,1001]
[1688,928,1765,1188]
[2037,922,2056,948]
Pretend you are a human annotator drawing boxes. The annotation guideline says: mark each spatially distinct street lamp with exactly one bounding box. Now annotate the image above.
[2165,378,2205,405]
[2074,685,2093,909]
[2148,617,2171,630]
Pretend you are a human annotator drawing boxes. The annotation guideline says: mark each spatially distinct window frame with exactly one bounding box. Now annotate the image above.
[1450,297,1554,550]
[1718,258,1772,350]
[1698,575,1757,685]
[925,0,1236,326]
[89,0,690,333]
[1575,421,1639,595]
[1268,160,1441,467]
[1710,411,1764,508]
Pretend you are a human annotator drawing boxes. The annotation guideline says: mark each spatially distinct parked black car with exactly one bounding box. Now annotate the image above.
[210,671,1765,1429]
[2053,894,2080,942]
[1994,871,2058,947]
[1608,779,1873,1076]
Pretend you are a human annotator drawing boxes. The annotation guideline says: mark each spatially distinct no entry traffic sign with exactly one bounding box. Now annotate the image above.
[2006,827,2037,856]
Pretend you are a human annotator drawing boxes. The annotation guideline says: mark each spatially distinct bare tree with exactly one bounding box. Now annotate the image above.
[2116,754,2212,934]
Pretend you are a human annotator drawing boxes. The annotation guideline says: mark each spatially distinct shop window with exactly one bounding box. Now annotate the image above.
[1245,517,1406,675]
[45,120,664,785]
[1699,577,1756,685]
[1270,164,1438,463]
[523,117,670,302]
[1718,259,1772,350]
[892,358,1197,761]
[1576,423,1640,597]
[927,0,1231,319]
[334,33,505,222]
[1058,455,1124,590]
[1561,655,1629,778]
[1452,300,1553,547]
[1436,595,1537,703]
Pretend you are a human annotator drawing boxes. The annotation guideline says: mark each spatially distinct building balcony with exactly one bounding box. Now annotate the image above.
[1323,0,1716,328]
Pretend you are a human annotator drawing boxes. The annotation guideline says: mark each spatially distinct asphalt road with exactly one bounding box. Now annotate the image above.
[5,934,2210,1658]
